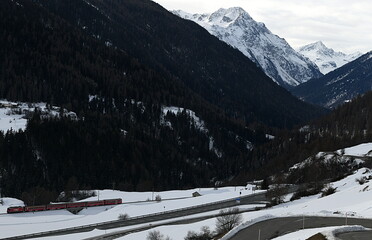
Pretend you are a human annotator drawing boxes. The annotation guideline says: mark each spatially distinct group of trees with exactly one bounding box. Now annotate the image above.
[240,91,372,182]
[0,0,264,203]
[0,0,200,112]
[36,0,325,129]
[256,92,372,200]
[146,207,242,240]
[0,99,266,203]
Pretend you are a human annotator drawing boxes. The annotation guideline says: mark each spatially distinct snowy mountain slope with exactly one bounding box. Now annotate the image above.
[160,105,231,158]
[290,142,372,171]
[298,41,362,74]
[221,166,372,240]
[0,100,77,133]
[338,143,372,157]
[292,51,372,108]
[173,8,323,89]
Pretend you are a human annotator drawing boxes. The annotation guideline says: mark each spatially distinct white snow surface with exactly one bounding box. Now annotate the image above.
[290,142,372,171]
[173,7,322,87]
[222,167,372,239]
[0,102,27,133]
[2,144,372,239]
[0,187,262,239]
[338,143,372,157]
[265,134,275,140]
[0,100,76,133]
[298,41,362,74]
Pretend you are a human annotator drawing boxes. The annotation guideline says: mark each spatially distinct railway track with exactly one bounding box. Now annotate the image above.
[0,192,268,240]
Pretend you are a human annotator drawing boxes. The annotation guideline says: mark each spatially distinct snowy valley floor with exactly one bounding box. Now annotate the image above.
[0,143,372,239]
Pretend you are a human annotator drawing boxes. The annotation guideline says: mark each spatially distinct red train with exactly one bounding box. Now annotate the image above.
[7,198,122,214]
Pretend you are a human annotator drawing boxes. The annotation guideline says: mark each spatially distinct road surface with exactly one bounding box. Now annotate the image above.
[230,216,372,240]
[338,231,372,240]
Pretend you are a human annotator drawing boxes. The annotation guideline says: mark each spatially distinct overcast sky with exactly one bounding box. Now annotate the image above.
[152,0,371,54]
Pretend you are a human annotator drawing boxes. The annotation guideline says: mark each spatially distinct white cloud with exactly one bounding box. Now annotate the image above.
[153,0,372,54]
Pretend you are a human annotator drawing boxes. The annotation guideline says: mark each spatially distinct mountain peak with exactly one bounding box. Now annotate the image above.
[208,7,252,26]
[299,41,329,52]
[224,7,250,17]
[298,41,363,74]
[214,7,250,17]
[174,7,322,88]
[314,41,327,48]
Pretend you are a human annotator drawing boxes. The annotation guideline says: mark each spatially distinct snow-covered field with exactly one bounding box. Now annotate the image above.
[339,143,372,157]
[0,100,76,133]
[0,100,29,132]
[0,186,260,239]
[0,143,371,240]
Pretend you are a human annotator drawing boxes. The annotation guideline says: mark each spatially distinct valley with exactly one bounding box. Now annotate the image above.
[0,0,371,239]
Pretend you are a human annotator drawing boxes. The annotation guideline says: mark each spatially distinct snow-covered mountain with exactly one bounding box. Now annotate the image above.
[173,7,323,89]
[298,41,362,74]
[292,51,372,108]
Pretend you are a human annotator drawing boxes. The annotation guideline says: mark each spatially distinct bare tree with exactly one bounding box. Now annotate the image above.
[265,184,289,205]
[155,194,162,202]
[118,213,129,220]
[215,207,242,234]
[147,230,172,240]
[185,226,213,240]
[321,185,337,197]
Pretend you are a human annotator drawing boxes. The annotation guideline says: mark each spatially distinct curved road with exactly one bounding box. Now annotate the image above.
[230,217,372,240]
[338,231,372,240]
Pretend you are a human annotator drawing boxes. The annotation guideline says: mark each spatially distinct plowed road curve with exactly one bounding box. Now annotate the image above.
[230,216,372,240]
[338,231,372,240]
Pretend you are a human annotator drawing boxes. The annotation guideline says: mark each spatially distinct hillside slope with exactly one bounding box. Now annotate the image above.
[0,0,262,199]
[174,7,323,89]
[292,52,372,108]
[36,0,326,128]
[242,90,372,180]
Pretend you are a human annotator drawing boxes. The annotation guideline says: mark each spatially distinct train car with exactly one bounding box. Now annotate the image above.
[47,203,67,210]
[86,200,105,207]
[7,198,123,214]
[25,205,47,212]
[66,202,87,208]
[104,198,122,205]
[7,206,25,214]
